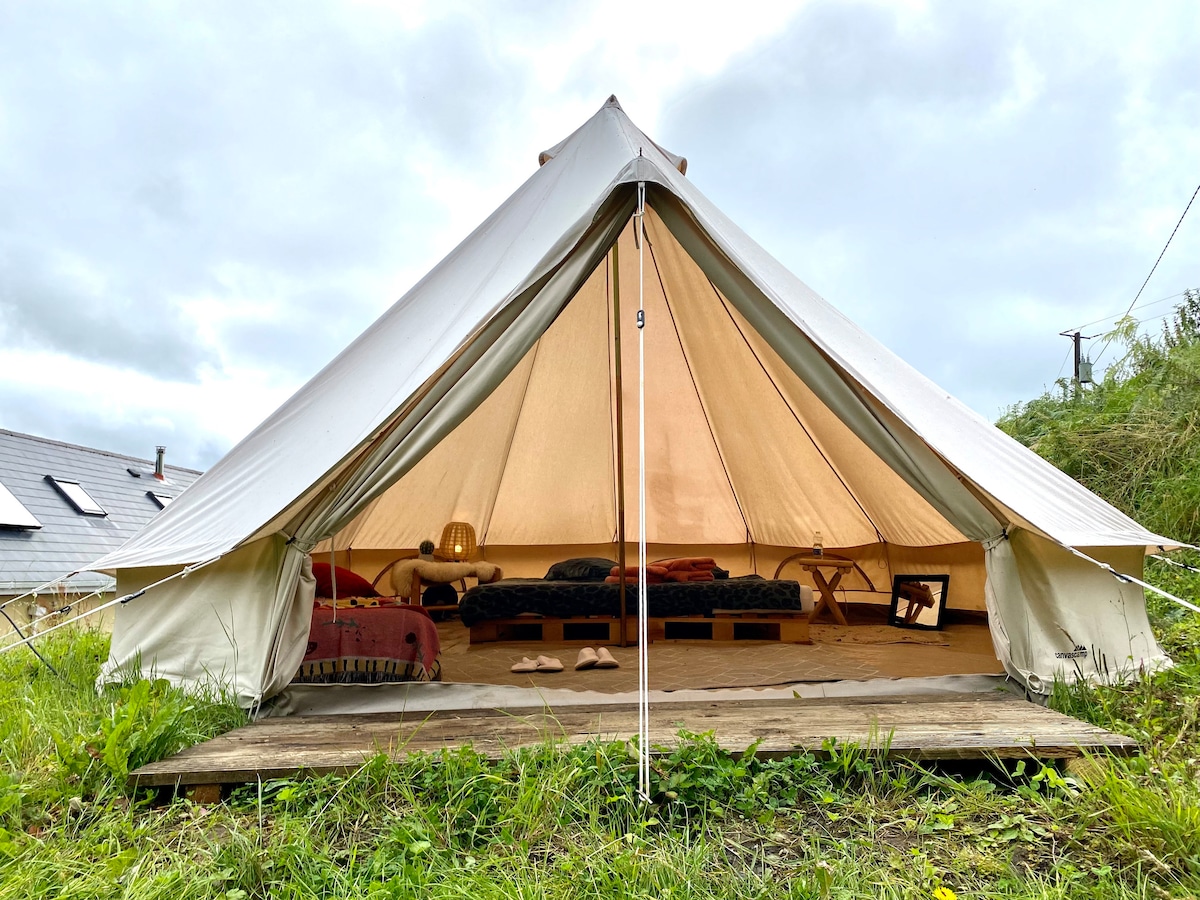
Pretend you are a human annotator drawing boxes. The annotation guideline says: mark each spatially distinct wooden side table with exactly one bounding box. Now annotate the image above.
[793,555,855,625]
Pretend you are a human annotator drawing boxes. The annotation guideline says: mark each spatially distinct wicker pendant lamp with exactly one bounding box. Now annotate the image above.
[439,521,477,561]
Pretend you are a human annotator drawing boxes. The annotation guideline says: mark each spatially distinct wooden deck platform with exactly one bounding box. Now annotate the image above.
[129,692,1137,790]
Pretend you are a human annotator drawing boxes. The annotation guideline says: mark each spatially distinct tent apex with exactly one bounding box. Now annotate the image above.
[537,97,688,175]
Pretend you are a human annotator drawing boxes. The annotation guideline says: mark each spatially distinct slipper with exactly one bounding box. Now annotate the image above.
[510,657,538,673]
[594,647,620,669]
[535,655,564,672]
[575,647,599,670]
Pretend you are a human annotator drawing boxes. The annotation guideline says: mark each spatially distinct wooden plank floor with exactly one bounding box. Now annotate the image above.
[130,692,1137,789]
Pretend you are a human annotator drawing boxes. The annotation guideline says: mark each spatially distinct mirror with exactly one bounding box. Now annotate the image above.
[889,574,949,630]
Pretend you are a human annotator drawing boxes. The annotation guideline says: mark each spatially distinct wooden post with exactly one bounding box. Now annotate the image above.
[612,241,629,647]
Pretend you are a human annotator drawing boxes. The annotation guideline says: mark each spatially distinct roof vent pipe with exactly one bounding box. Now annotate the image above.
[154,446,166,480]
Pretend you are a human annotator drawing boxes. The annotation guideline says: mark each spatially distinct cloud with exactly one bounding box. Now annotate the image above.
[0,242,216,381]
[0,0,543,456]
[661,0,1200,416]
[0,0,1196,470]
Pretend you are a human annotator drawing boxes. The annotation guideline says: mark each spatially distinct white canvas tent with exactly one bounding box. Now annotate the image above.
[90,97,1177,707]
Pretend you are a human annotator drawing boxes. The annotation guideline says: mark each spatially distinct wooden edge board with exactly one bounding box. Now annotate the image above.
[129,734,1137,787]
[250,691,1028,726]
[158,716,1121,756]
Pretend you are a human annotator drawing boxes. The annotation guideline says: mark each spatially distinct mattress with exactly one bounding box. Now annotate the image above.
[296,601,442,683]
[458,577,804,627]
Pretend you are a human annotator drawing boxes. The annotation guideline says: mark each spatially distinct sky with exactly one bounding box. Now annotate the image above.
[1,0,1197,472]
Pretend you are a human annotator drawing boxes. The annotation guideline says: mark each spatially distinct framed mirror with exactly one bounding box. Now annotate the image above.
[889,574,950,630]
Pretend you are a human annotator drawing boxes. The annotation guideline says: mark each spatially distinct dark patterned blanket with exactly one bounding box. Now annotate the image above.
[458,577,803,627]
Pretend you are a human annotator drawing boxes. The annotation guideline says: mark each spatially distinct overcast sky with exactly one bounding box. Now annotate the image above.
[2,0,1197,471]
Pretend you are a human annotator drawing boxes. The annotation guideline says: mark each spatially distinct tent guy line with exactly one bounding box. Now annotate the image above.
[0,556,223,656]
[1150,553,1200,574]
[1067,546,1200,616]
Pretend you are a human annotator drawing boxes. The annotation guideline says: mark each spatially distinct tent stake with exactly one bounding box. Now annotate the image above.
[613,241,628,647]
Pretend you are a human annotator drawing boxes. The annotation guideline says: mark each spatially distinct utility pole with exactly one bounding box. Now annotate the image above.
[1059,330,1096,395]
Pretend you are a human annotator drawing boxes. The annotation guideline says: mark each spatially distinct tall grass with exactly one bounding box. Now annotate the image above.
[2,623,1198,898]
[0,629,245,810]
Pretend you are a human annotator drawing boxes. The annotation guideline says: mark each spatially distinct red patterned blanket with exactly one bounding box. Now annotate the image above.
[296,601,441,683]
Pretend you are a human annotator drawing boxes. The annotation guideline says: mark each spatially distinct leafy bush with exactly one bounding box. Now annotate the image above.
[999,290,1200,543]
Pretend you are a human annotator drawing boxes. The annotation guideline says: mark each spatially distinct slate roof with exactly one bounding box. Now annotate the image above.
[0,430,202,595]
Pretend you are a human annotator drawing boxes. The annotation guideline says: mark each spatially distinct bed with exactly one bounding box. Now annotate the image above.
[460,570,812,644]
[459,577,806,626]
[295,564,442,683]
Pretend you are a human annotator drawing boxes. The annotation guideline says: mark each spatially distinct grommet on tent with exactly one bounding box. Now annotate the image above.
[439,522,477,562]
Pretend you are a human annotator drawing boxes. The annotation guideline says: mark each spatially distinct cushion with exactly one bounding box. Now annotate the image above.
[544,557,618,582]
[312,563,379,600]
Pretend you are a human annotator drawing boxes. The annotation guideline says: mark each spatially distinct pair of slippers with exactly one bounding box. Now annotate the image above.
[510,654,563,673]
[575,646,619,670]
[509,647,620,673]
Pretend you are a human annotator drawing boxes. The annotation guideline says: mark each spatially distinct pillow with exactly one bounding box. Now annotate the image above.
[544,557,619,582]
[312,563,379,599]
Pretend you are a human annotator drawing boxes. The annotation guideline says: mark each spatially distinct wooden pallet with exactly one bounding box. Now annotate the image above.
[129,692,1138,794]
[468,613,810,645]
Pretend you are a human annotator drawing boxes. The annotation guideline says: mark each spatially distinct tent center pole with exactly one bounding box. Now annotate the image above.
[612,241,628,647]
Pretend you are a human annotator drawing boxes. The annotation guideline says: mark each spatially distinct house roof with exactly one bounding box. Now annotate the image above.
[0,430,202,594]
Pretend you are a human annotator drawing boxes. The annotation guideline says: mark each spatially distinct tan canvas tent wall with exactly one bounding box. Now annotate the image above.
[90,98,1176,706]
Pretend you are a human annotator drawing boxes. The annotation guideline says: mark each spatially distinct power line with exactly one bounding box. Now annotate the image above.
[1054,341,1074,379]
[1062,289,1187,335]
[1120,183,1200,320]
[1092,182,1200,364]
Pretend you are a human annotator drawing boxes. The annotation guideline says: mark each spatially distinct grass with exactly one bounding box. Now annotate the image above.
[1,610,1199,899]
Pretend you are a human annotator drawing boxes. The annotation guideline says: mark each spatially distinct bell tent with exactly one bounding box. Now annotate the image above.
[89,97,1177,707]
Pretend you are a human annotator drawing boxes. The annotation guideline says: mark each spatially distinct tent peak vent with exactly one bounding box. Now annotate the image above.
[538,98,687,175]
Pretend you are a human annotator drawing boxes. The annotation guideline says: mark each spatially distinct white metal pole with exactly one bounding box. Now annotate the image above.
[635,180,650,800]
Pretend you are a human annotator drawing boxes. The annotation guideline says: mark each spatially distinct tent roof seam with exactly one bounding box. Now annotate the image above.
[645,226,753,543]
[710,281,887,545]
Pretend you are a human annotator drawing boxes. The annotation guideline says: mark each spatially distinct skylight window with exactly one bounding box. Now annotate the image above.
[47,477,107,516]
[147,491,173,509]
[0,480,41,529]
